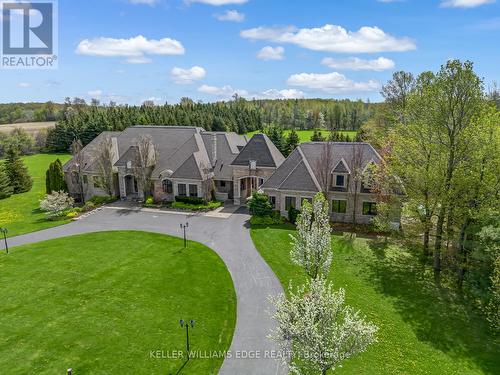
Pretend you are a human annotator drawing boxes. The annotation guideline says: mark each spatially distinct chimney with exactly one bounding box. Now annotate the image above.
[212,134,217,166]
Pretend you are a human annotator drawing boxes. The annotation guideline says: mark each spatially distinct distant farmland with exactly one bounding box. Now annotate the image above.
[0,121,56,134]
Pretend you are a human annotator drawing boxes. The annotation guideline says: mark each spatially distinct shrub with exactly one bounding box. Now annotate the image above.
[247,192,273,217]
[172,200,222,211]
[40,191,74,219]
[288,207,300,224]
[82,201,96,212]
[88,195,115,205]
[250,212,284,226]
[66,211,78,218]
[175,196,206,205]
[145,196,154,205]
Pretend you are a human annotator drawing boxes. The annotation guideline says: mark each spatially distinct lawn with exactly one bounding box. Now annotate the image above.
[0,231,236,374]
[246,129,357,143]
[0,153,71,237]
[250,225,499,375]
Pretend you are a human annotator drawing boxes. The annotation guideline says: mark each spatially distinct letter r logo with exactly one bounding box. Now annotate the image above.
[2,2,53,54]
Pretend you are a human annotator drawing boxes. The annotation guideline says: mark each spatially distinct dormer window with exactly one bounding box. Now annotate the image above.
[335,174,345,187]
[249,160,257,170]
[126,161,132,169]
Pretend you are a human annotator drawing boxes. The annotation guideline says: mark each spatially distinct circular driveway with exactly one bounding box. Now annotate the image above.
[7,204,285,375]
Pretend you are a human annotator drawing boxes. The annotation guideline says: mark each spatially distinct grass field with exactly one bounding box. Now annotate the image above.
[0,153,71,237]
[0,121,56,134]
[250,225,499,375]
[0,231,236,374]
[246,129,357,143]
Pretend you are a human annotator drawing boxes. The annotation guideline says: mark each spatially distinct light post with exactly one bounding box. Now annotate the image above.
[179,319,195,360]
[0,228,8,254]
[180,222,189,248]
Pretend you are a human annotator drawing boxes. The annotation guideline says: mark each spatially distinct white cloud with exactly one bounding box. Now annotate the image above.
[76,35,185,64]
[257,46,285,61]
[321,56,395,71]
[441,0,495,7]
[129,0,158,5]
[241,24,416,53]
[198,85,304,100]
[198,84,249,98]
[287,72,380,94]
[188,0,248,5]
[171,66,206,84]
[258,89,305,99]
[18,82,31,88]
[88,90,103,97]
[214,9,245,22]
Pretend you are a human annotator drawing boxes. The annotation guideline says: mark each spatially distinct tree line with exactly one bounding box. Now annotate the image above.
[38,97,374,153]
[363,60,499,329]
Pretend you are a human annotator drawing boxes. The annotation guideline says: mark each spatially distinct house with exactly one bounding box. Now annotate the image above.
[63,126,285,205]
[261,142,397,224]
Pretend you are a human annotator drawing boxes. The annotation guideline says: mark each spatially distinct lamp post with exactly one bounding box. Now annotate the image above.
[179,319,195,360]
[0,228,8,254]
[180,222,189,248]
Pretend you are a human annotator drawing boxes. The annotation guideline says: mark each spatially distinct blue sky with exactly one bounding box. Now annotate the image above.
[1,0,499,104]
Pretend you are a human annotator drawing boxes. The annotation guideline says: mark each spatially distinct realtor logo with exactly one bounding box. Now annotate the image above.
[1,0,58,69]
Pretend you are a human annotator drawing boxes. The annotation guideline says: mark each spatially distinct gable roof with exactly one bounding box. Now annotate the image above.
[230,133,285,168]
[262,142,382,193]
[63,126,248,181]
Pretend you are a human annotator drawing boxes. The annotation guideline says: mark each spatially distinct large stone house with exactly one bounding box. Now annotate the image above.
[63,126,285,205]
[261,141,397,225]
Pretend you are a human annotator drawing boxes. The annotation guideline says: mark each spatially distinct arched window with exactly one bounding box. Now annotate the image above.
[162,179,173,194]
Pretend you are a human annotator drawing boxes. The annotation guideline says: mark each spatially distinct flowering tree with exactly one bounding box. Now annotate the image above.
[40,191,74,218]
[290,192,332,279]
[269,276,378,375]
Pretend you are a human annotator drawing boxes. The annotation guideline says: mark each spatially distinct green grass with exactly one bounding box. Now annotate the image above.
[0,231,236,374]
[246,129,357,143]
[250,225,499,375]
[0,153,71,237]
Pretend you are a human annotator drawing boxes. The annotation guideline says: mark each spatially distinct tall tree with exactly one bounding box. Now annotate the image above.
[285,129,300,156]
[46,159,67,194]
[134,135,156,200]
[96,135,117,196]
[289,193,332,279]
[70,139,86,203]
[431,60,484,276]
[5,146,32,194]
[0,164,13,199]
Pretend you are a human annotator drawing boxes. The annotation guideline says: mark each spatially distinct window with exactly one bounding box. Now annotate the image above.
[240,179,246,191]
[162,179,173,194]
[269,196,276,208]
[189,184,198,197]
[126,161,132,169]
[258,178,264,186]
[285,196,296,211]
[220,181,226,188]
[332,200,347,214]
[335,174,345,187]
[362,202,377,216]
[82,175,88,184]
[178,184,187,197]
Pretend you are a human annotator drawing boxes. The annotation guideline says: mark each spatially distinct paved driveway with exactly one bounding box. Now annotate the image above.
[7,205,286,375]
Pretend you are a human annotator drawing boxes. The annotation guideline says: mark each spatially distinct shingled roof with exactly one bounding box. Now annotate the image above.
[230,133,285,168]
[261,142,381,192]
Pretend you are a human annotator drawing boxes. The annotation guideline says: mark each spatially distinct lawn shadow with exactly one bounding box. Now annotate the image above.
[169,358,189,375]
[364,240,499,373]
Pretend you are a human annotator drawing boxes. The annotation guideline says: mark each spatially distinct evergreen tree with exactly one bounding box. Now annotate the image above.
[311,129,325,142]
[46,158,66,194]
[5,146,33,194]
[286,129,300,156]
[0,164,13,199]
